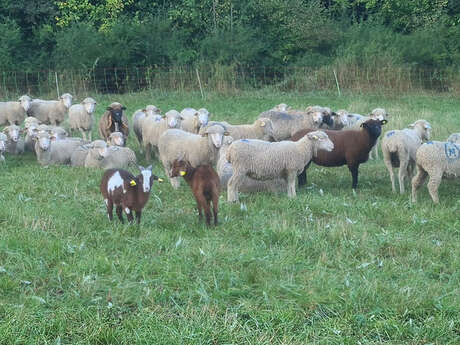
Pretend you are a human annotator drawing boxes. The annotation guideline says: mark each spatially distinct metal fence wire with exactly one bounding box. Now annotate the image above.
[0,65,457,98]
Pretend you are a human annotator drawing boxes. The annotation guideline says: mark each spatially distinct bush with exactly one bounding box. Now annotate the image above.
[0,19,22,70]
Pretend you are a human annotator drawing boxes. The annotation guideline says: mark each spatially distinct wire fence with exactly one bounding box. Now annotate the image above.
[0,64,458,99]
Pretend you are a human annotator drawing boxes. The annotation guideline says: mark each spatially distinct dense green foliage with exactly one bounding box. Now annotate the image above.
[0,90,459,343]
[0,0,459,73]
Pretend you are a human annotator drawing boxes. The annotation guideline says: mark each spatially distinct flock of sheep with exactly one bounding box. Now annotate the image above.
[0,94,459,225]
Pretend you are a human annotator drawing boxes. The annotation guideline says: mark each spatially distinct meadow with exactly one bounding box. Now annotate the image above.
[0,90,458,344]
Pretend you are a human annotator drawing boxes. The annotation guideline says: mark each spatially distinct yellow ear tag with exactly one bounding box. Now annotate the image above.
[180,171,186,176]
[260,121,266,127]
[158,178,164,183]
[130,180,137,186]
[313,135,318,140]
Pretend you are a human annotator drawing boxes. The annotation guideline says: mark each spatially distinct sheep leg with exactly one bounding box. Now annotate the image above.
[106,200,114,221]
[126,209,134,223]
[135,211,142,225]
[348,164,359,189]
[297,161,312,187]
[196,200,203,221]
[227,172,243,202]
[116,206,124,223]
[287,172,297,198]
[427,171,442,204]
[212,194,219,226]
[382,150,396,193]
[195,193,210,224]
[89,131,92,142]
[411,165,428,203]
[79,128,87,141]
[398,158,409,194]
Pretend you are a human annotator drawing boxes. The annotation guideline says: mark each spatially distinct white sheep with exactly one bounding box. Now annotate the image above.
[180,108,211,133]
[447,133,460,144]
[0,133,7,162]
[70,140,107,167]
[132,105,162,147]
[36,125,69,141]
[217,136,286,193]
[142,110,182,161]
[27,93,73,125]
[3,125,24,155]
[0,95,32,125]
[322,109,348,130]
[68,97,97,140]
[107,131,125,146]
[411,141,460,203]
[222,118,274,141]
[158,125,227,188]
[381,120,432,194]
[23,117,41,153]
[84,145,137,169]
[34,131,85,166]
[270,103,291,112]
[226,131,334,202]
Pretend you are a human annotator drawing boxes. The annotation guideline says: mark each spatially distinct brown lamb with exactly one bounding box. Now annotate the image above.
[170,159,220,226]
[98,102,129,142]
[290,119,387,189]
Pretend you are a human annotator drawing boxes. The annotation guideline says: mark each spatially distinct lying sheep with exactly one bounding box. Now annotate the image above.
[142,110,182,161]
[133,105,162,147]
[227,131,334,202]
[258,106,332,141]
[0,95,32,125]
[223,118,275,141]
[381,120,432,194]
[27,93,73,125]
[84,145,137,170]
[36,125,69,141]
[447,133,460,144]
[70,140,107,167]
[108,132,125,147]
[217,136,286,193]
[291,119,387,190]
[98,102,129,141]
[23,117,41,153]
[158,125,227,188]
[411,141,460,203]
[0,133,7,162]
[68,97,97,141]
[180,108,211,133]
[34,131,85,166]
[3,125,24,155]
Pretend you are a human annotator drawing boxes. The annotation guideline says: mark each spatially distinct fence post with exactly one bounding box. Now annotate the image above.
[195,67,205,100]
[333,69,341,97]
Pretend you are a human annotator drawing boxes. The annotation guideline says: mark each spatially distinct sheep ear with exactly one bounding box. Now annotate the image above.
[138,165,145,171]
[381,120,388,125]
[122,106,126,110]
[106,106,112,111]
[408,123,415,128]
[224,131,230,136]
[142,108,147,112]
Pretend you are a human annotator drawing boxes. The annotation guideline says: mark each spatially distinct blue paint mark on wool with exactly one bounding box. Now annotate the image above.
[445,142,460,162]
[386,131,395,137]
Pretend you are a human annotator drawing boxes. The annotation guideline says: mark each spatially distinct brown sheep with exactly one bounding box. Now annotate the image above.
[291,119,387,189]
[98,102,129,142]
[170,159,220,226]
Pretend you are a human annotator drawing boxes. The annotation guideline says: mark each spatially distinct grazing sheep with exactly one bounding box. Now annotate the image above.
[170,159,220,226]
[34,131,85,166]
[108,132,125,147]
[68,97,97,141]
[223,118,275,141]
[158,125,227,189]
[27,93,73,125]
[3,125,24,155]
[100,165,162,224]
[217,136,286,193]
[142,110,183,161]
[291,119,387,189]
[84,144,137,169]
[227,131,334,202]
[132,105,162,147]
[0,133,7,162]
[381,120,432,194]
[258,105,333,141]
[411,141,460,203]
[98,102,129,141]
[447,133,460,144]
[70,140,107,167]
[0,95,32,125]
[180,108,211,133]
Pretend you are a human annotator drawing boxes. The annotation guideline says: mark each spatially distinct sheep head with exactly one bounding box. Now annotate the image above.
[36,131,51,151]
[307,131,334,154]
[136,165,161,192]
[18,95,32,112]
[197,108,210,127]
[165,110,182,128]
[202,125,226,148]
[60,93,73,108]
[409,120,432,141]
[82,97,97,114]
[108,131,125,147]
[145,105,161,116]
[106,102,126,131]
[360,119,386,139]
[306,105,325,126]
[170,159,192,178]
[369,108,388,121]
[3,125,21,142]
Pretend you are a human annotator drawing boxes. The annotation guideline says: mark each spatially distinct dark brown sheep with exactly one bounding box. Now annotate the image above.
[291,119,387,189]
[170,159,220,226]
[100,165,162,224]
[98,102,129,142]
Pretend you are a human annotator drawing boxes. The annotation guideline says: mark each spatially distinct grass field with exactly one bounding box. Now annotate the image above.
[0,90,459,344]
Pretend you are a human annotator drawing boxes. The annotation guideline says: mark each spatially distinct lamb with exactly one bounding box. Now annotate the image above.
[132,105,162,147]
[98,102,129,141]
[381,120,432,194]
[108,132,125,147]
[100,165,162,224]
[217,136,286,193]
[68,97,97,141]
[170,159,220,226]
[291,119,387,189]
[180,108,211,133]
[142,110,183,161]
[226,131,334,202]
[0,95,32,125]
[411,141,460,203]
[27,93,73,125]
[0,133,7,162]
[84,144,137,169]
[70,140,107,167]
[3,125,24,155]
[158,125,227,189]
[34,131,85,166]
[447,133,460,144]
[258,105,333,141]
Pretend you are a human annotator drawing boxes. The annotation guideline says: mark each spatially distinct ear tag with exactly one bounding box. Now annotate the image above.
[313,135,318,140]
[158,178,164,183]
[130,180,137,186]
[180,171,186,176]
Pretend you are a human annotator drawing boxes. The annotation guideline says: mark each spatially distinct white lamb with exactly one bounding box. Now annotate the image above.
[34,131,85,166]
[3,125,24,155]
[226,131,334,202]
[68,97,97,140]
[84,145,137,169]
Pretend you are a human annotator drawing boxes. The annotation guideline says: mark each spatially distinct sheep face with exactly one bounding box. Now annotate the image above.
[137,165,159,192]
[335,110,349,127]
[26,125,39,139]
[203,125,226,149]
[60,93,73,108]
[369,108,388,121]
[4,126,21,142]
[19,95,32,112]
[106,105,126,131]
[361,119,386,138]
[306,106,325,126]
[165,111,182,128]
[109,132,124,146]
[272,103,290,112]
[197,108,210,126]
[308,131,334,152]
[37,133,51,151]
[83,98,97,114]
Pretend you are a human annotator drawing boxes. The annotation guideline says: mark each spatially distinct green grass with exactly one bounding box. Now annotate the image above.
[0,90,459,344]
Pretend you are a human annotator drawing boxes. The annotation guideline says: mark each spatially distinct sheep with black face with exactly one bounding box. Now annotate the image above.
[98,102,129,141]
